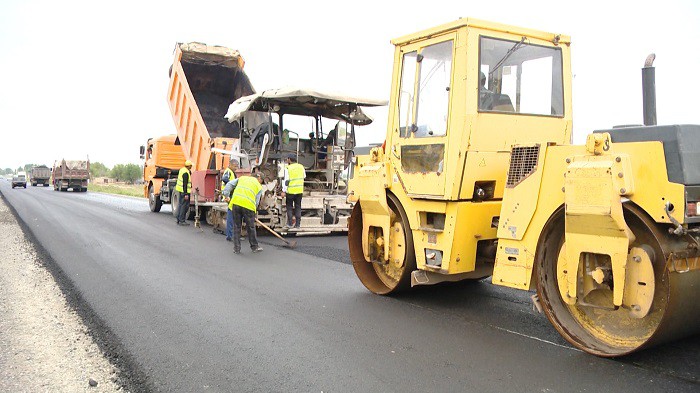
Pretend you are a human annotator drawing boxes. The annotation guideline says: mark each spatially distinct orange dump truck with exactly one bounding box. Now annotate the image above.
[165,42,255,223]
[140,134,187,212]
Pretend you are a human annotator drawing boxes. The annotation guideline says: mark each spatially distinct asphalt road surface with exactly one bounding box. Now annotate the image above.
[1,181,698,393]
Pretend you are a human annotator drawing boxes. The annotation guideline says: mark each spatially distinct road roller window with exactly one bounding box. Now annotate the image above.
[414,40,453,138]
[400,144,445,173]
[398,51,418,138]
[478,36,564,116]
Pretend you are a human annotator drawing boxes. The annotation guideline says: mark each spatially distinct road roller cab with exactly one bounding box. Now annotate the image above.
[348,18,700,356]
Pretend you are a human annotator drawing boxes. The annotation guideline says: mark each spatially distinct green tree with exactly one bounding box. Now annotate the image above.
[110,164,125,181]
[23,164,34,173]
[3,168,12,175]
[90,162,110,178]
[122,163,142,184]
[110,163,142,184]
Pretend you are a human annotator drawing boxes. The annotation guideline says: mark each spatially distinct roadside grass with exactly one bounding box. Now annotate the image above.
[88,183,144,198]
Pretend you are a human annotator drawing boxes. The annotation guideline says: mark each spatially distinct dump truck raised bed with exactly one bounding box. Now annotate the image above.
[53,159,89,192]
[225,88,386,234]
[166,42,254,224]
[348,18,700,356]
[30,165,51,186]
[140,135,187,212]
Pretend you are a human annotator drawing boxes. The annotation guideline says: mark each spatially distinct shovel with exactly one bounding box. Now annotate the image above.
[255,218,297,249]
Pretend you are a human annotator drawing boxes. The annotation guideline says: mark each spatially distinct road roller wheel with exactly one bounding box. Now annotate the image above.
[349,194,416,295]
[535,205,683,356]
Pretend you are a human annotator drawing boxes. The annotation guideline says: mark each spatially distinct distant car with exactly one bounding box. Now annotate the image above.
[12,173,27,188]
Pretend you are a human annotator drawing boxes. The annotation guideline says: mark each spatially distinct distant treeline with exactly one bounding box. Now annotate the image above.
[3,163,142,184]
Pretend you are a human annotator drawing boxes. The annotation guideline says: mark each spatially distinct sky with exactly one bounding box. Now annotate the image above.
[0,0,698,170]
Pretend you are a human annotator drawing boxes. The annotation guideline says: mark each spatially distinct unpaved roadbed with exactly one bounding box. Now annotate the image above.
[0,196,122,392]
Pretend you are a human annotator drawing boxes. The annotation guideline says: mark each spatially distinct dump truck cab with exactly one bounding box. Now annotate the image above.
[141,134,187,212]
[349,18,700,357]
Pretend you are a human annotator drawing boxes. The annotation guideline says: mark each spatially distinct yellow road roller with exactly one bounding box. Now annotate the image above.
[347,18,700,356]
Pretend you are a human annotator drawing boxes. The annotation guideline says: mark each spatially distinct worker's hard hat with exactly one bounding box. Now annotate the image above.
[185,160,192,167]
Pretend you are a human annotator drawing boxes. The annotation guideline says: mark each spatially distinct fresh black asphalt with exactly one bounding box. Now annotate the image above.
[1,181,698,392]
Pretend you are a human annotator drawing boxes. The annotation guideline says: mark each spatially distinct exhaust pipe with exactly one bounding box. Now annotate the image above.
[642,53,657,126]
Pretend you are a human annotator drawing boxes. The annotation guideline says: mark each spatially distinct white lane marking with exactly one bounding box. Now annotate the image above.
[491,325,582,352]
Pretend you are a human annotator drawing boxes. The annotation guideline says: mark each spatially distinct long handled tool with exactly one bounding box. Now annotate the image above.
[255,218,297,249]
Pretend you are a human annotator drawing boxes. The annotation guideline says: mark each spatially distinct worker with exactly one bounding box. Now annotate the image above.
[221,159,239,241]
[478,70,495,110]
[281,154,306,229]
[223,173,264,254]
[221,158,239,189]
[175,160,193,226]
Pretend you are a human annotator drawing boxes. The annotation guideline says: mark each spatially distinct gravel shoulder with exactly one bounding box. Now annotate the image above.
[0,196,123,392]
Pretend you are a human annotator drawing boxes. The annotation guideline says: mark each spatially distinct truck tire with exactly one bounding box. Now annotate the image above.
[171,192,180,217]
[148,185,163,213]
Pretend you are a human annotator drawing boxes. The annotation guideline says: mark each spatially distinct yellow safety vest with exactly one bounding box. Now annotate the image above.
[230,176,262,212]
[287,163,304,195]
[221,167,235,189]
[176,167,191,193]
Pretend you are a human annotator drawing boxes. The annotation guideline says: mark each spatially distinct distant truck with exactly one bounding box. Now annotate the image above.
[11,172,27,188]
[140,134,187,212]
[53,159,90,192]
[30,165,51,186]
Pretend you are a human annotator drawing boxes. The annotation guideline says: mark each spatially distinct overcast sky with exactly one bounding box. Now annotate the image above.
[0,0,698,169]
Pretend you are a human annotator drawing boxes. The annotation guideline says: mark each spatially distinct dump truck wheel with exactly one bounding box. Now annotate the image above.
[148,185,162,213]
[349,194,416,295]
[171,192,180,217]
[535,205,700,356]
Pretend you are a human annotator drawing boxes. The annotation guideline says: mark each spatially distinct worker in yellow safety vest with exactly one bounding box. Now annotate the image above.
[221,159,239,241]
[223,173,264,254]
[175,160,192,226]
[221,159,238,190]
[281,154,306,229]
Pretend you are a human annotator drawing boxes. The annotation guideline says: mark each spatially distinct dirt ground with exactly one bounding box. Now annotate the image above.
[0,197,123,392]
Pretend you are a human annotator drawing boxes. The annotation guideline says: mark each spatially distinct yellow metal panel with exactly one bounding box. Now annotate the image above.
[457,151,510,200]
[494,140,687,292]
[497,144,547,241]
[564,154,633,306]
[353,161,392,260]
[409,201,500,274]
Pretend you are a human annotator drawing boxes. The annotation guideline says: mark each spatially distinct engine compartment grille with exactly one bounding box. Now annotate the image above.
[506,145,540,187]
